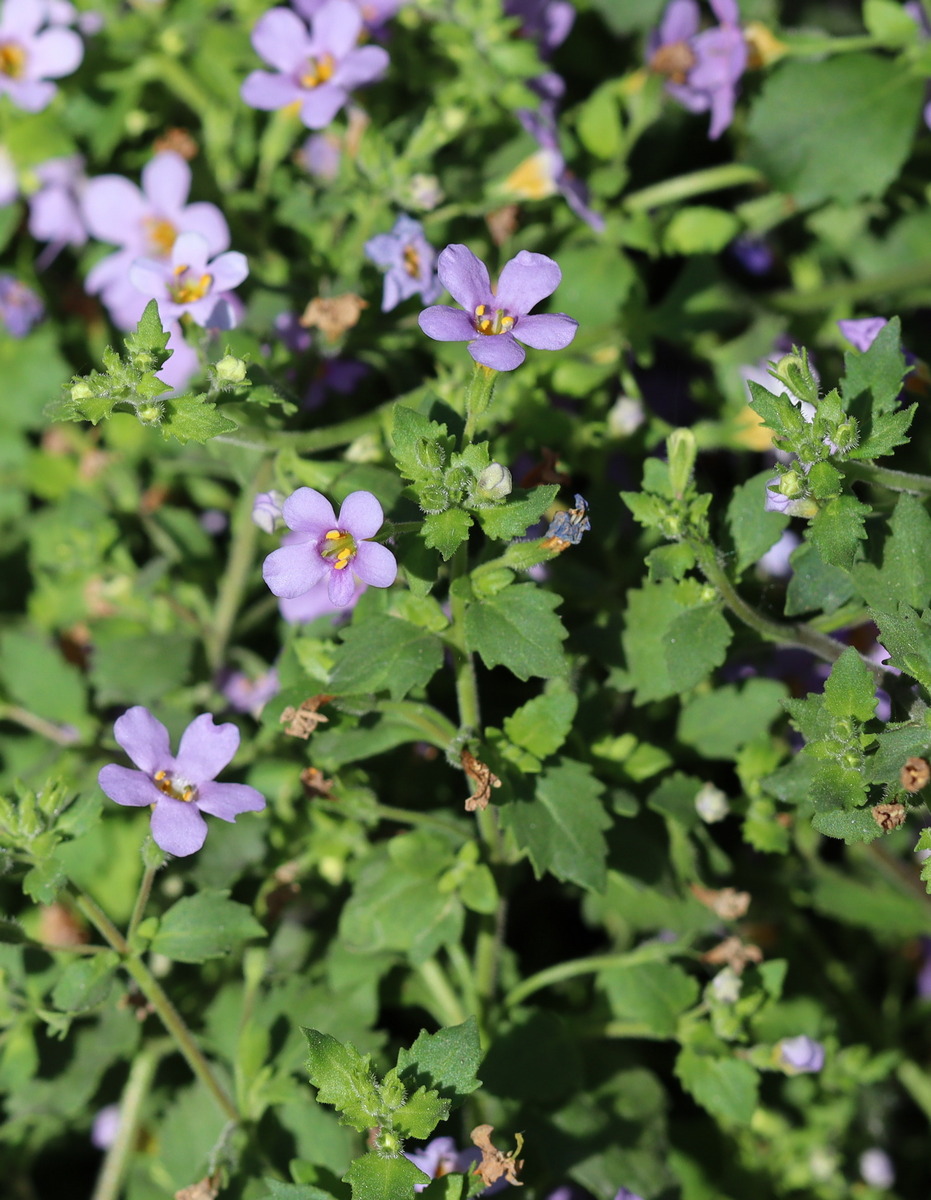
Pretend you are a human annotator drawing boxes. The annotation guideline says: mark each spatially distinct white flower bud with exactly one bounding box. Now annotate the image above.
[695,782,729,823]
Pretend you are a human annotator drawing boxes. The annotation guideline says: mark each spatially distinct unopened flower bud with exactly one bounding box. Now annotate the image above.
[416,438,445,471]
[137,403,163,425]
[373,1127,402,1156]
[710,966,741,1004]
[251,490,285,534]
[778,469,805,499]
[419,483,449,513]
[215,354,247,384]
[476,462,513,501]
[608,395,646,438]
[695,782,729,823]
[771,349,819,406]
[667,428,697,497]
[70,381,93,402]
[832,419,858,452]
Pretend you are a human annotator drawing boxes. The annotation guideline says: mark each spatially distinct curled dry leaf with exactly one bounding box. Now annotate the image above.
[280,695,334,739]
[690,883,751,921]
[702,935,763,974]
[872,802,907,831]
[900,756,930,793]
[470,1124,524,1188]
[300,293,368,342]
[174,1176,220,1200]
[300,765,335,797]
[461,748,501,812]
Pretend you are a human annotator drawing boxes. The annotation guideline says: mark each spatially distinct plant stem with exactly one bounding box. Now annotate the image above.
[503,940,688,1009]
[206,459,273,673]
[770,260,931,313]
[91,1042,164,1200]
[417,957,467,1027]
[840,459,931,497]
[375,700,458,750]
[71,887,240,1122]
[623,164,765,211]
[215,409,386,455]
[463,364,498,445]
[449,545,480,737]
[0,703,78,746]
[689,537,886,680]
[126,865,157,944]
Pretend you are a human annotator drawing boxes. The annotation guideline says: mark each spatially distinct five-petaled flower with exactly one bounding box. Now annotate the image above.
[364,214,441,312]
[99,706,266,857]
[130,231,249,329]
[241,0,389,129]
[647,0,748,140]
[776,1034,825,1074]
[262,487,397,608]
[0,0,84,113]
[0,274,43,336]
[418,244,578,372]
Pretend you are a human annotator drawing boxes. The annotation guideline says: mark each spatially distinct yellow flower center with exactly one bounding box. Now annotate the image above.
[402,243,420,278]
[169,264,213,304]
[649,41,696,85]
[474,303,514,336]
[143,217,178,256]
[0,41,26,79]
[300,53,335,89]
[153,769,197,803]
[321,528,357,570]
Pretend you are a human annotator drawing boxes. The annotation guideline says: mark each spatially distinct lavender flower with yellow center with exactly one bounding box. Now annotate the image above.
[0,0,83,113]
[263,487,397,608]
[418,244,578,372]
[364,215,441,312]
[98,707,266,857]
[129,231,248,329]
[241,0,389,129]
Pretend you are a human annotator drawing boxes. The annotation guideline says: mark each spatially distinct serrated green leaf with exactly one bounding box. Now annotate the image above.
[303,1028,381,1132]
[475,485,558,540]
[747,380,810,445]
[600,962,699,1038]
[785,538,855,616]
[344,1153,428,1200]
[51,953,119,1013]
[840,317,908,419]
[22,856,65,904]
[159,393,238,444]
[811,808,882,844]
[259,1182,335,1200]
[808,495,869,569]
[464,584,567,680]
[395,1018,483,1109]
[675,1049,759,1124]
[149,889,265,963]
[850,404,916,460]
[854,495,931,614]
[391,1086,449,1139]
[422,509,473,560]
[872,603,931,694]
[329,615,444,700]
[502,687,577,760]
[125,299,172,359]
[823,646,877,722]
[678,679,788,760]
[808,759,868,811]
[866,723,931,783]
[727,471,789,575]
[664,604,732,692]
[390,406,451,483]
[501,758,610,891]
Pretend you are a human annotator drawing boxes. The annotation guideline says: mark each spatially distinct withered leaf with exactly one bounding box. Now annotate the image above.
[461,749,502,812]
[470,1124,524,1188]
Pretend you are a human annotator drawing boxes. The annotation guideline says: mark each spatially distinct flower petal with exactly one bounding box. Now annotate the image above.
[468,333,525,371]
[196,781,266,821]
[333,44,389,89]
[241,70,302,110]
[180,202,230,255]
[312,0,363,58]
[659,0,700,43]
[252,7,311,72]
[98,764,161,807]
[171,230,210,274]
[513,312,578,351]
[263,542,329,598]
[209,250,249,291]
[283,486,337,532]
[337,490,384,539]
[436,245,491,311]
[352,540,398,588]
[495,250,561,315]
[81,177,147,246]
[141,152,191,217]
[174,713,240,783]
[30,28,84,80]
[299,82,348,129]
[113,705,172,774]
[327,563,357,606]
[418,304,476,342]
[150,796,208,857]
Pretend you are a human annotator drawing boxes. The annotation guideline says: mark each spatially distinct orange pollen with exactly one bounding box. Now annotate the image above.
[0,41,26,78]
[143,216,178,256]
[169,268,213,304]
[300,53,335,89]
[321,527,357,566]
[402,244,420,278]
[473,303,514,336]
[153,769,197,803]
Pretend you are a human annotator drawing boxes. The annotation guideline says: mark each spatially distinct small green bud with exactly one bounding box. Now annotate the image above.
[472,567,515,599]
[832,420,859,453]
[779,469,805,499]
[373,1127,403,1157]
[379,1070,406,1109]
[418,483,449,513]
[416,438,445,471]
[137,403,163,426]
[667,428,697,497]
[215,354,247,384]
[70,381,93,402]
[475,462,513,501]
[443,466,471,501]
[770,348,819,406]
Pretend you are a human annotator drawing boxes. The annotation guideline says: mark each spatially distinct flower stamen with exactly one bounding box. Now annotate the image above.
[473,304,515,336]
[0,41,26,78]
[153,769,197,803]
[321,527,358,568]
[300,53,335,89]
[169,265,213,304]
[402,244,421,278]
[143,216,178,256]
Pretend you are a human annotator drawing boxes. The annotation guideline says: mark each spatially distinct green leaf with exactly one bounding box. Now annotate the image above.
[502,685,578,760]
[727,471,789,575]
[576,82,624,158]
[303,1028,382,1132]
[0,630,87,727]
[159,393,239,444]
[840,316,908,419]
[647,772,705,831]
[664,604,732,692]
[501,758,610,891]
[663,207,740,255]
[390,406,451,484]
[872,603,931,694]
[811,808,882,845]
[51,953,119,1013]
[125,299,172,360]
[675,1049,759,1125]
[329,615,444,700]
[823,646,877,722]
[259,1183,335,1200]
[850,404,917,460]
[422,509,473,560]
[89,628,194,706]
[678,679,788,760]
[475,485,558,541]
[344,1154,428,1200]
[464,584,567,680]
[395,1018,483,1109]
[747,379,810,445]
[867,723,931,784]
[149,889,266,963]
[853,495,931,614]
[745,55,924,206]
[810,867,931,935]
[22,856,66,904]
[390,1087,449,1139]
[785,538,856,616]
[864,0,923,43]
[600,962,699,1038]
[808,496,869,569]
[808,760,869,812]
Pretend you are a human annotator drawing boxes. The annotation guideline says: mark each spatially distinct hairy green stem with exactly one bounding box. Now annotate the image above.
[840,459,931,497]
[0,703,77,746]
[449,545,481,736]
[206,459,273,673]
[503,941,687,1009]
[72,888,240,1122]
[463,363,498,445]
[91,1043,164,1200]
[126,865,157,945]
[623,164,765,212]
[418,957,467,1027]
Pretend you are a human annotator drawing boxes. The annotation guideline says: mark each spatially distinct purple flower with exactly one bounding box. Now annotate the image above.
[91,1104,121,1151]
[278,558,367,623]
[404,1137,489,1194]
[262,487,397,607]
[301,132,341,180]
[252,490,286,534]
[0,145,17,206]
[28,154,87,263]
[647,0,748,140]
[364,214,441,311]
[729,233,774,275]
[859,1149,895,1189]
[512,103,605,232]
[241,0,389,130]
[777,1034,825,1073]
[0,274,43,335]
[82,151,230,331]
[0,0,84,112]
[218,667,280,715]
[837,316,888,353]
[614,1191,646,1200]
[98,706,266,857]
[129,231,248,329]
[917,936,931,999]
[305,356,368,409]
[418,244,578,371]
[293,0,406,34]
[505,0,575,56]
